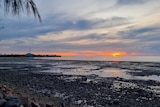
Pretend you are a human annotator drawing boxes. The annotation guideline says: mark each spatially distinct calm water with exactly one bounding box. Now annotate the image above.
[38,56,160,62]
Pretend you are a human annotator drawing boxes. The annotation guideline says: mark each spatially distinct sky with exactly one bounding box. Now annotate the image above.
[0,0,160,56]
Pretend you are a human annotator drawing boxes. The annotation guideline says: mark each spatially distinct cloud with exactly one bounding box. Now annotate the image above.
[1,0,160,55]
[116,0,146,5]
[116,25,160,54]
[0,14,129,40]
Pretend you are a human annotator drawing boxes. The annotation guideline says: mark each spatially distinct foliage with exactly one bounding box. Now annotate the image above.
[0,0,41,21]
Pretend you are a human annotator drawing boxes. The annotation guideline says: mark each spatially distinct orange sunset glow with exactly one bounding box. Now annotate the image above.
[29,51,132,57]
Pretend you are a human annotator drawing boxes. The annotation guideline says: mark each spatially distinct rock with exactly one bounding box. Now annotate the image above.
[0,92,4,99]
[0,99,7,106]
[5,96,17,101]
[61,103,65,107]
[46,104,52,107]
[112,100,120,105]
[4,91,13,97]
[20,105,24,107]
[20,97,30,107]
[1,87,7,93]
[31,102,40,107]
[81,77,87,82]
[4,97,21,107]
[39,103,45,107]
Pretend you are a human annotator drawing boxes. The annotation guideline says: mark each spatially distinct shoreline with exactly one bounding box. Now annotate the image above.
[0,58,160,106]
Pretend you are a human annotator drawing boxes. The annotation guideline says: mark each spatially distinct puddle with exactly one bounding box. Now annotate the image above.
[41,60,160,82]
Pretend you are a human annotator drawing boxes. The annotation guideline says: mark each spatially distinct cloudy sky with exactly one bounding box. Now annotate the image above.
[0,0,160,56]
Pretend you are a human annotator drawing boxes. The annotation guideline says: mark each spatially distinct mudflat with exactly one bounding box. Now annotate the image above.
[0,57,160,107]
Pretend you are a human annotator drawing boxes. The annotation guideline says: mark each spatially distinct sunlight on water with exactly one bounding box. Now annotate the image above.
[93,68,129,78]
[38,58,160,82]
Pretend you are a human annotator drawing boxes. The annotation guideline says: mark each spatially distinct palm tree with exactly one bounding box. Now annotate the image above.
[1,0,41,22]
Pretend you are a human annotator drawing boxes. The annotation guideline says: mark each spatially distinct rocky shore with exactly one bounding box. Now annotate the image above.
[0,84,47,107]
[0,58,160,107]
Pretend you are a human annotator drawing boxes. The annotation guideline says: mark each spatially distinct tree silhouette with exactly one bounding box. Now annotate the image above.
[0,0,41,22]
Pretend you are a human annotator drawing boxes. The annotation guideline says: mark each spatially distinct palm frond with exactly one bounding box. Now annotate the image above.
[3,0,41,22]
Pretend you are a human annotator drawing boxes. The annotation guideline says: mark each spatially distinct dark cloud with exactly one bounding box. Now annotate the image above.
[0,18,41,39]
[0,15,129,40]
[64,33,108,41]
[119,26,160,39]
[117,26,160,54]
[117,0,146,5]
[0,13,98,39]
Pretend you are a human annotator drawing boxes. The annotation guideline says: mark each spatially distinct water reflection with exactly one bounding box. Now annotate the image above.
[44,62,125,77]
[41,60,160,82]
[134,75,160,81]
[96,68,128,77]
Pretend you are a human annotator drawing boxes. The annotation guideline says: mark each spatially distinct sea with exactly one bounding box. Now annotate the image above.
[38,56,160,62]
[35,56,160,82]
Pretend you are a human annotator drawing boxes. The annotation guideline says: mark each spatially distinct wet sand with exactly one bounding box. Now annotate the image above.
[0,57,160,107]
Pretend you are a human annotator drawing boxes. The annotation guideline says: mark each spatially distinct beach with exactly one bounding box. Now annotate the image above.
[0,57,160,107]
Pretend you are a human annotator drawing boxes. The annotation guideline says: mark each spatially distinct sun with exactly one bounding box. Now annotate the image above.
[112,52,120,57]
[111,52,127,56]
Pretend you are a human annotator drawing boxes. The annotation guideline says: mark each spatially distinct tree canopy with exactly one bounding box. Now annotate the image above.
[0,0,41,22]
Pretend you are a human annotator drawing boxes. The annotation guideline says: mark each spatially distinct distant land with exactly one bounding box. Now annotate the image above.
[0,53,61,57]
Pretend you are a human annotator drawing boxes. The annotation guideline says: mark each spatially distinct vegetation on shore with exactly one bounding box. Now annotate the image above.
[0,54,61,57]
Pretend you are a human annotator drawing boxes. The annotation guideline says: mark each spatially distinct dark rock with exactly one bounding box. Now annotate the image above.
[1,87,7,93]
[5,97,17,101]
[39,104,45,107]
[112,100,120,105]
[20,97,30,107]
[81,77,87,82]
[0,99,7,106]
[0,92,4,99]
[46,104,52,107]
[61,103,65,107]
[31,102,40,107]
[4,98,21,107]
